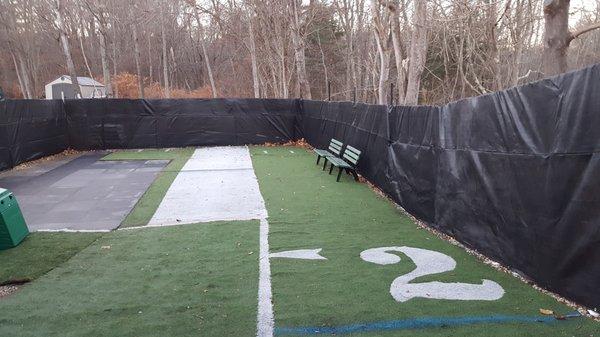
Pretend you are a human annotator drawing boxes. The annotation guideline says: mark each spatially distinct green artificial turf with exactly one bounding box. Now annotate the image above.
[250,146,599,337]
[101,148,194,228]
[0,221,260,337]
[0,232,102,283]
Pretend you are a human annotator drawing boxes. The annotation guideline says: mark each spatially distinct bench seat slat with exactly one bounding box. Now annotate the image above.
[314,149,332,157]
[328,157,352,168]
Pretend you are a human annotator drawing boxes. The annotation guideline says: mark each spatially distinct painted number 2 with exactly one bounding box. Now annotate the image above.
[360,246,505,302]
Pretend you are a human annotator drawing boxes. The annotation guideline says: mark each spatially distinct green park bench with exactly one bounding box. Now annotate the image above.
[314,138,343,171]
[327,145,361,182]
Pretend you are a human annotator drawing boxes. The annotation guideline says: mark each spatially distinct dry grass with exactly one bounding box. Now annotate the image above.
[111,73,212,99]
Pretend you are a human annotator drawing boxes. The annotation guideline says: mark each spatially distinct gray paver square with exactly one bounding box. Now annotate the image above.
[0,153,167,231]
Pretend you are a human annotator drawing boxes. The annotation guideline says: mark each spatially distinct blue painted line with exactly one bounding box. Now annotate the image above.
[275,314,569,335]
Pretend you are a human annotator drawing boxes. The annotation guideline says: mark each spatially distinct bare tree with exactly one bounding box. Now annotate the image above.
[372,0,392,105]
[543,0,600,76]
[160,2,170,98]
[55,0,81,97]
[404,0,428,105]
[290,0,312,99]
[1,0,599,102]
[190,1,217,98]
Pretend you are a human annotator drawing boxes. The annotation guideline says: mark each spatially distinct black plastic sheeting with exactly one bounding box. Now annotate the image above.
[0,99,67,171]
[64,98,300,149]
[299,64,600,309]
[0,64,598,308]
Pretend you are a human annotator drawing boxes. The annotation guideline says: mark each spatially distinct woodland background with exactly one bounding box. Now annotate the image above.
[1,0,599,105]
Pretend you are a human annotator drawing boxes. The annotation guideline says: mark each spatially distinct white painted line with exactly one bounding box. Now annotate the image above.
[142,146,275,336]
[270,248,326,260]
[35,229,111,233]
[257,218,274,337]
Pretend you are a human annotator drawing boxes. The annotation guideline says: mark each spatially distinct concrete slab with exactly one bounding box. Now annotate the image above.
[148,146,267,226]
[0,153,167,231]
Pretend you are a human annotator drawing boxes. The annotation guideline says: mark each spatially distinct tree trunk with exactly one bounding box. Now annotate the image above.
[404,0,428,105]
[389,1,406,103]
[289,0,311,99]
[18,54,34,98]
[371,0,391,105]
[248,17,260,98]
[11,52,27,98]
[78,22,96,96]
[161,14,170,98]
[55,0,81,98]
[193,5,217,98]
[111,22,119,98]
[542,0,570,76]
[147,34,153,82]
[132,22,144,98]
[99,31,112,97]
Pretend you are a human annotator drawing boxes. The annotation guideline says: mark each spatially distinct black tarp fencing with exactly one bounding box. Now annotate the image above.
[64,98,300,149]
[0,64,598,308]
[299,64,600,309]
[0,99,67,171]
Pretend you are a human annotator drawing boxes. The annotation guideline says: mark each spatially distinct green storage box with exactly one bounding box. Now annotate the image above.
[0,188,29,250]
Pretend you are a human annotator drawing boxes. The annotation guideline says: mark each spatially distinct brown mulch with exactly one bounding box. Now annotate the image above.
[10,148,84,171]
[263,138,312,149]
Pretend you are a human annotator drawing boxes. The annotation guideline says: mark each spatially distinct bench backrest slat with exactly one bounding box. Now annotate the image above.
[343,145,361,165]
[328,138,343,155]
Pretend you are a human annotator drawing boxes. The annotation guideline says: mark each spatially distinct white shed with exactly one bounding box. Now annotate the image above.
[45,76,106,99]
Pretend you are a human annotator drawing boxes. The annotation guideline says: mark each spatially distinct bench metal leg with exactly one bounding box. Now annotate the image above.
[351,169,359,181]
[316,155,321,165]
[322,158,328,171]
[329,163,334,174]
[336,167,343,182]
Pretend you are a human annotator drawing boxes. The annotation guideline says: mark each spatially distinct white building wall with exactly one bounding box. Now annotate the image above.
[80,86,106,98]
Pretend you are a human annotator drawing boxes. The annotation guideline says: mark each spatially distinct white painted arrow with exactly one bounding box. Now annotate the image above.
[270,248,327,260]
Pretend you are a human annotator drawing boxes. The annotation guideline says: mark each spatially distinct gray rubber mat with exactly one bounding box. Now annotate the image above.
[0,152,168,231]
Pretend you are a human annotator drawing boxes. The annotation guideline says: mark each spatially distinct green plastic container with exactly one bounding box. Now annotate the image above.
[0,188,29,250]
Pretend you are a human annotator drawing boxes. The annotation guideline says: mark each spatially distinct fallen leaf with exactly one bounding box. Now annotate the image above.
[101,246,111,250]
[539,308,554,315]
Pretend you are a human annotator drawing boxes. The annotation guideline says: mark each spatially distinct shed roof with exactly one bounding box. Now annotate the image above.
[47,76,105,87]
